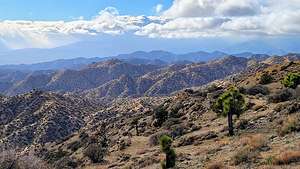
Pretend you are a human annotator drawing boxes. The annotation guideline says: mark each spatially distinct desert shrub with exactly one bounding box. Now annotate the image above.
[213,87,245,135]
[162,118,181,130]
[79,131,89,139]
[283,101,300,114]
[67,140,81,151]
[153,105,169,127]
[236,119,249,130]
[232,147,254,165]
[241,134,267,151]
[148,131,170,146]
[117,137,132,150]
[131,118,140,136]
[259,73,273,85]
[268,89,294,103]
[160,135,176,169]
[265,156,276,165]
[232,135,267,166]
[84,143,107,163]
[207,84,221,93]
[281,72,300,89]
[169,124,187,138]
[0,150,51,169]
[169,102,184,118]
[272,151,300,165]
[246,85,269,95]
[53,157,78,169]
[278,115,300,136]
[46,149,68,164]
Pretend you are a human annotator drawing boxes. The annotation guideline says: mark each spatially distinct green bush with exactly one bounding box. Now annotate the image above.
[160,135,176,169]
[281,72,300,89]
[259,73,273,85]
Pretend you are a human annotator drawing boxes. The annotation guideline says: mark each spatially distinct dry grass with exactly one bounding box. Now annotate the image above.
[206,162,228,169]
[232,134,268,165]
[240,134,267,151]
[272,151,300,165]
[278,115,300,136]
[232,147,254,165]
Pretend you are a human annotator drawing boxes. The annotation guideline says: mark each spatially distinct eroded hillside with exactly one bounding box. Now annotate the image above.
[0,58,299,169]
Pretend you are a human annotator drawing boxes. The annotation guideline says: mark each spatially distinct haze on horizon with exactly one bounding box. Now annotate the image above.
[0,0,300,64]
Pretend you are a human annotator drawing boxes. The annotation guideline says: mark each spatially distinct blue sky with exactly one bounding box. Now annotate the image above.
[0,0,300,64]
[0,0,172,21]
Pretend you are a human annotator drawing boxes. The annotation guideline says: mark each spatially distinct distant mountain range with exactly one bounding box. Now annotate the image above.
[1,52,299,99]
[0,50,261,71]
[1,35,300,65]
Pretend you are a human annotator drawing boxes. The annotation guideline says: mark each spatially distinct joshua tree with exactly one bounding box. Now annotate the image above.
[153,105,168,127]
[160,135,176,169]
[131,118,139,136]
[213,87,245,136]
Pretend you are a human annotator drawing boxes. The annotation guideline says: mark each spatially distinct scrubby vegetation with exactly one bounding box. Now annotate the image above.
[0,150,51,169]
[281,72,300,89]
[259,73,273,84]
[246,84,269,95]
[266,151,300,165]
[153,104,169,127]
[213,87,245,135]
[268,88,294,103]
[278,114,300,136]
[0,57,299,169]
[233,134,268,165]
[160,135,176,169]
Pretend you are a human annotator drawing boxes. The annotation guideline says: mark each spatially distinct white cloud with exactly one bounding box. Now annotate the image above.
[162,0,261,18]
[136,17,231,38]
[0,1,300,49]
[139,0,300,38]
[0,7,149,49]
[155,4,164,14]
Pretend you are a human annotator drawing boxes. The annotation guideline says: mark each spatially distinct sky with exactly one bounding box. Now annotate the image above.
[0,0,173,21]
[0,0,300,63]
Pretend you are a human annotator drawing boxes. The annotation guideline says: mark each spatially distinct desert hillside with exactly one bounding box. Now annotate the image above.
[0,57,299,169]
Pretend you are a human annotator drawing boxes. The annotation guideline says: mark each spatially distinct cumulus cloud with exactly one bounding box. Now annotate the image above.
[0,1,300,49]
[162,0,261,18]
[139,0,300,38]
[0,7,151,49]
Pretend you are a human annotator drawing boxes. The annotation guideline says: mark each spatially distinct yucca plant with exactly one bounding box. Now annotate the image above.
[213,87,245,136]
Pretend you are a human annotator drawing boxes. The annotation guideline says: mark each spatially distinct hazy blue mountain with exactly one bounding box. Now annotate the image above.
[116,50,228,63]
[0,57,105,71]
[0,42,8,52]
[2,34,299,65]
[0,50,270,71]
[116,50,176,61]
[177,51,228,62]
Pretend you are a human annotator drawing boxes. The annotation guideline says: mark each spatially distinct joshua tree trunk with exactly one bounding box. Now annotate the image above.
[135,124,139,136]
[228,111,234,136]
